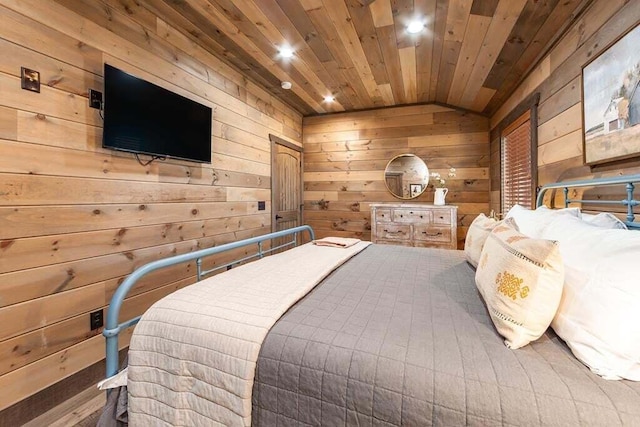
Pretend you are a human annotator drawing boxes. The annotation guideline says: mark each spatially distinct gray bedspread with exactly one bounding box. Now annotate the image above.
[252,244,640,426]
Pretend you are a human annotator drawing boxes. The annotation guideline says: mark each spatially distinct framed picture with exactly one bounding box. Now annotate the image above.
[20,67,40,93]
[582,24,640,165]
[409,183,422,198]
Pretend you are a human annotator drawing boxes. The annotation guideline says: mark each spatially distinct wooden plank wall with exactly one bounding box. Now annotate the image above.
[490,0,640,213]
[0,0,302,423]
[303,104,490,248]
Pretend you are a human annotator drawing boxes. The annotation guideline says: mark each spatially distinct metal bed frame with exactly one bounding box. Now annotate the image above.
[103,225,315,380]
[536,174,640,230]
[103,175,640,380]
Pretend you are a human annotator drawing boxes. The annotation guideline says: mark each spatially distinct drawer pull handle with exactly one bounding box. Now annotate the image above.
[422,231,442,237]
[420,215,423,218]
[384,229,403,234]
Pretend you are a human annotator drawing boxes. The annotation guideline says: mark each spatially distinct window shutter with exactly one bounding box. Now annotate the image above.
[502,111,533,211]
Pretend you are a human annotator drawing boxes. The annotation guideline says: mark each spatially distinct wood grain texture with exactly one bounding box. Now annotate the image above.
[41,0,587,116]
[459,0,528,108]
[0,0,301,420]
[2,0,639,423]
[22,384,105,427]
[303,104,489,246]
[482,0,558,92]
[490,0,640,215]
[482,0,586,116]
[447,14,491,106]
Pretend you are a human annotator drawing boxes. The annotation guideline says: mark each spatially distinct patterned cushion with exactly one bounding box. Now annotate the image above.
[475,221,565,349]
[464,213,498,267]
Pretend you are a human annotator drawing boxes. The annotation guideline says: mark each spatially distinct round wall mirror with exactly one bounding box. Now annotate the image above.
[384,154,429,199]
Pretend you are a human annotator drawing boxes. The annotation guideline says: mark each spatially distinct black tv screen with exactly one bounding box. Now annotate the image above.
[103,64,212,163]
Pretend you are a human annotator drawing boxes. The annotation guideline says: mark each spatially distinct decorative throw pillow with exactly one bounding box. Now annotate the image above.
[464,213,498,267]
[475,222,565,349]
[541,214,640,380]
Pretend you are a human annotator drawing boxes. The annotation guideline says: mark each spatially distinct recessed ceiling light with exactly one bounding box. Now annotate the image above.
[406,20,424,34]
[279,47,294,58]
[324,95,334,103]
[281,81,292,90]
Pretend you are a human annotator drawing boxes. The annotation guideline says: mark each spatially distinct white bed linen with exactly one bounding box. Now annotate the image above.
[127,240,370,426]
[542,215,640,380]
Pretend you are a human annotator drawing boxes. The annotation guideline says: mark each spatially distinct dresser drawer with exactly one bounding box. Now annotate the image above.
[431,210,452,225]
[392,209,431,223]
[413,226,452,243]
[370,203,457,249]
[376,224,411,240]
[376,240,413,247]
[374,209,392,222]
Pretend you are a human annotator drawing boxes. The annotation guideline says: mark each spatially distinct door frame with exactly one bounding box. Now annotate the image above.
[269,134,304,233]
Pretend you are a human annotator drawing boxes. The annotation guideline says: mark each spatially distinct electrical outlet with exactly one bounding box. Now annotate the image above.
[89,89,102,109]
[90,309,104,330]
[21,67,41,93]
[258,201,266,211]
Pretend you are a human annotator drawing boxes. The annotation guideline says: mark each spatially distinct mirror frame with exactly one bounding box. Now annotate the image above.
[384,154,429,200]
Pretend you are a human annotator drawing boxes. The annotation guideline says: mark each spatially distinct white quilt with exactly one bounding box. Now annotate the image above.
[127,240,371,426]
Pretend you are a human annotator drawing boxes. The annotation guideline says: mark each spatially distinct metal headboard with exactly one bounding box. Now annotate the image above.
[536,174,640,230]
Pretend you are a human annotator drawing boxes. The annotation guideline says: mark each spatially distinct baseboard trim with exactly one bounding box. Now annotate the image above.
[0,350,126,426]
[23,384,105,427]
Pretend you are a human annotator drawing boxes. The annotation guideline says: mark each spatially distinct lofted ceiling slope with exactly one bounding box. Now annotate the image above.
[149,0,588,117]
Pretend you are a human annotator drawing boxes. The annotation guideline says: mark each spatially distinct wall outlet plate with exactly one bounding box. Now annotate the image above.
[90,309,104,330]
[89,89,102,109]
[21,67,41,93]
[258,201,266,211]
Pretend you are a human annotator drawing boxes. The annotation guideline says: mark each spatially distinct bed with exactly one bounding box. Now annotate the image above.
[101,175,640,426]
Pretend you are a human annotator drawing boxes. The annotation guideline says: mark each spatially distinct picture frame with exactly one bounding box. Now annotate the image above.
[582,24,640,165]
[21,67,40,93]
[409,183,422,198]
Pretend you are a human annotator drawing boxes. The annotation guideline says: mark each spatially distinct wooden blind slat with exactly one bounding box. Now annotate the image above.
[502,116,532,211]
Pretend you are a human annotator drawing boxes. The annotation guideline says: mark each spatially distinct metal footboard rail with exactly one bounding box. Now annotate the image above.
[103,225,315,379]
[536,174,640,229]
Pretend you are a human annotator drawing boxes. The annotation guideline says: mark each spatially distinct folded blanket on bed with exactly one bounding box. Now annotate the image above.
[312,236,361,248]
[127,240,371,426]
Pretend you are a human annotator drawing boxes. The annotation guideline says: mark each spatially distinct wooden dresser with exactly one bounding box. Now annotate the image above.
[370,203,458,249]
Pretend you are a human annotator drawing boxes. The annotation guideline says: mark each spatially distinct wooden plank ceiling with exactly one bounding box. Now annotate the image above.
[150,0,588,116]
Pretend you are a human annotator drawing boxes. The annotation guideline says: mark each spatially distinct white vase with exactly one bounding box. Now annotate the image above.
[434,187,448,205]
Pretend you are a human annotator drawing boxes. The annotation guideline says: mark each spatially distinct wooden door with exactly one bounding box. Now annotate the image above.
[270,135,303,248]
[385,173,403,197]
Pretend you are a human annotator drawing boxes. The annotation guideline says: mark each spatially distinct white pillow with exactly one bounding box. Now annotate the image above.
[475,221,564,349]
[464,213,498,267]
[581,212,628,230]
[542,215,640,380]
[540,214,602,267]
[505,204,580,238]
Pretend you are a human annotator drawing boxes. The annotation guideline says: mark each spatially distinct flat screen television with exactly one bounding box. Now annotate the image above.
[102,64,212,163]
